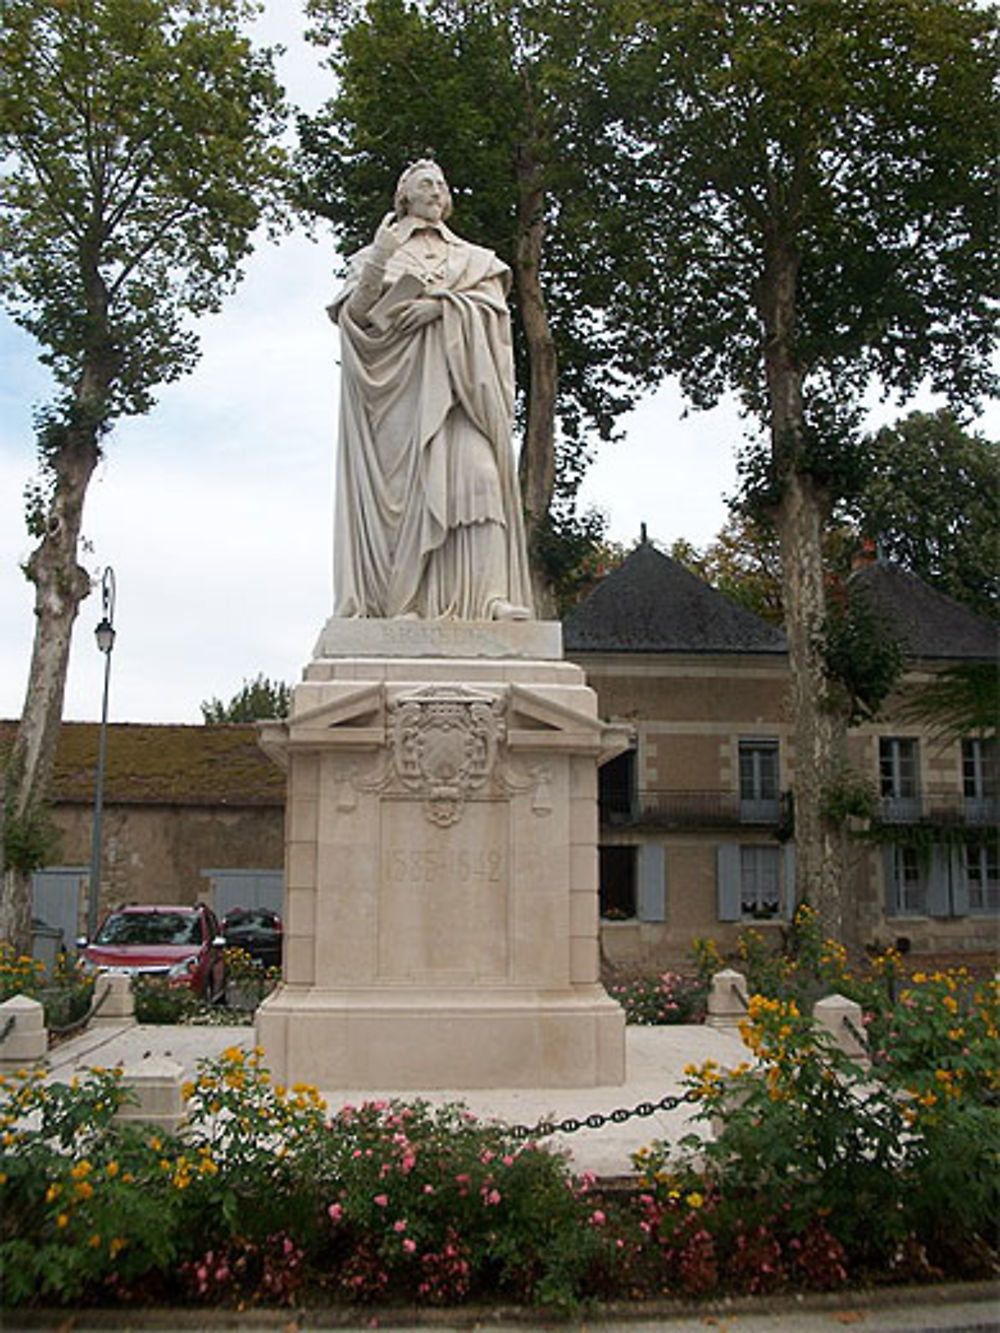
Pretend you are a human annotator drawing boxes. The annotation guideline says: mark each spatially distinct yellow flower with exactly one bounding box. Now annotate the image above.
[181,1081,195,1101]
[70,1160,92,1180]
[56,1213,69,1228]
[46,1183,62,1203]
[88,1233,102,1249]
[685,1192,704,1209]
[106,1161,120,1178]
[110,1237,127,1258]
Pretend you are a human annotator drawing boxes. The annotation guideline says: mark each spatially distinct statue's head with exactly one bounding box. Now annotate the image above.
[394,159,453,222]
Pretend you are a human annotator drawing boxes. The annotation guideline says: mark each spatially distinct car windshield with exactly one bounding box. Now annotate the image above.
[225,910,279,930]
[95,912,202,947]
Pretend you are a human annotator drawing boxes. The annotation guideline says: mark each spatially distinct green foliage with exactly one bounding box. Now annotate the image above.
[532,505,625,615]
[1,789,59,875]
[0,0,289,426]
[820,580,903,723]
[131,976,201,1025]
[850,411,999,618]
[297,0,660,469]
[640,976,1000,1283]
[3,1014,998,1309]
[820,762,879,824]
[896,663,999,744]
[200,673,292,723]
[0,942,94,1028]
[606,972,706,1025]
[607,0,998,424]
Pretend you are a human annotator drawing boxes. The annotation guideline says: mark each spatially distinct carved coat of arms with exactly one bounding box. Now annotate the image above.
[388,688,506,826]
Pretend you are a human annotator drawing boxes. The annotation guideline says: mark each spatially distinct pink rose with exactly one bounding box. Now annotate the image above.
[374,1194,388,1207]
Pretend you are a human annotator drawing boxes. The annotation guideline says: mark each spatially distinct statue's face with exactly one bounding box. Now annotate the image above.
[403,165,449,223]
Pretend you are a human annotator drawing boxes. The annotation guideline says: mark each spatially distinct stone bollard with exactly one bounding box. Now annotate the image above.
[114,1055,187,1135]
[0,994,47,1066]
[813,993,869,1067]
[706,968,750,1030]
[91,972,136,1027]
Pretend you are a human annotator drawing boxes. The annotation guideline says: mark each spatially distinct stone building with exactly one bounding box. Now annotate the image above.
[565,542,997,969]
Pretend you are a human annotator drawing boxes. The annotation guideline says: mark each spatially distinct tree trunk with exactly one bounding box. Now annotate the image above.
[512,150,558,614]
[759,232,846,940]
[0,436,98,954]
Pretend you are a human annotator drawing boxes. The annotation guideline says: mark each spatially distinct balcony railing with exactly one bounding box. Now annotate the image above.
[878,792,998,826]
[600,789,784,829]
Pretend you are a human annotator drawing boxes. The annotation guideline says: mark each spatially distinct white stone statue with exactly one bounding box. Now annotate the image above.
[328,160,533,621]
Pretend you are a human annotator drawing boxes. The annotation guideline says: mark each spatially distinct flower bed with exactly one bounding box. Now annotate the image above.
[3,956,997,1313]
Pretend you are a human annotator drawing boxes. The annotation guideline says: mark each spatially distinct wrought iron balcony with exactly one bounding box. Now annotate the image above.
[878,791,998,826]
[600,788,784,829]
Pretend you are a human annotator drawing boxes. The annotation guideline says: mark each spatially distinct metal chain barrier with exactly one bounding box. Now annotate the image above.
[46,977,112,1037]
[507,1088,701,1141]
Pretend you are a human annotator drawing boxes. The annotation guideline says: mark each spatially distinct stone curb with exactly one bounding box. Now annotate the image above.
[4,1278,998,1329]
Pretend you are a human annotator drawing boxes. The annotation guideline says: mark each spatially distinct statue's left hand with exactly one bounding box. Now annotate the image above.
[393,297,443,333]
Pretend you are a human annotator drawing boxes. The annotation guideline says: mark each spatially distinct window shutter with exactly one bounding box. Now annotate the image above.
[927,844,952,917]
[783,843,797,920]
[717,843,741,921]
[637,843,667,922]
[883,847,899,917]
[951,845,969,917]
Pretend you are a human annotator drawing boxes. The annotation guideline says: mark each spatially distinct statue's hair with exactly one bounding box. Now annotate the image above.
[394,159,453,219]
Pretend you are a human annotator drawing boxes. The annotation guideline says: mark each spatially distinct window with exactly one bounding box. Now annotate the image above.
[599,748,636,824]
[739,740,780,822]
[599,845,637,919]
[966,842,999,914]
[717,842,795,922]
[740,845,781,918]
[887,845,926,915]
[879,738,920,821]
[963,738,998,824]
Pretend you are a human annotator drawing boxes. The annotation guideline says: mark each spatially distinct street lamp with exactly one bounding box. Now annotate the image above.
[87,567,116,941]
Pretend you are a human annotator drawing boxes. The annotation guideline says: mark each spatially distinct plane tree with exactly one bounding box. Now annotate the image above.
[297,0,660,601]
[599,0,997,934]
[0,0,287,951]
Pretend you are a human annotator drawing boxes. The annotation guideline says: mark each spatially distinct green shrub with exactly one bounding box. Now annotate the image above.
[635,987,1000,1285]
[131,976,200,1024]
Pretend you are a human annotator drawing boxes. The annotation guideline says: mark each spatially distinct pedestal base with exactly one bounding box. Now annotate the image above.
[256,985,625,1089]
[255,630,628,1090]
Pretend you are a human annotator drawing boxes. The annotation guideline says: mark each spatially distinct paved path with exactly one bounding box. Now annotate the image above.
[46,1020,750,1176]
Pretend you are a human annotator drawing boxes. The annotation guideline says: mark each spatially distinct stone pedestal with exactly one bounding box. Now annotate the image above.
[255,620,627,1089]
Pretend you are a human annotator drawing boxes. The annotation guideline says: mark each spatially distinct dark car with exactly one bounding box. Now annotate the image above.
[221,907,283,972]
[79,903,227,1002]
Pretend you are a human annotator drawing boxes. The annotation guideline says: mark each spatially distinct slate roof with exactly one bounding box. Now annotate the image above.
[0,721,285,806]
[849,562,999,661]
[563,541,787,655]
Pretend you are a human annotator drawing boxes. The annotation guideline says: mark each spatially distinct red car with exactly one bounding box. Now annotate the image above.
[79,904,227,1002]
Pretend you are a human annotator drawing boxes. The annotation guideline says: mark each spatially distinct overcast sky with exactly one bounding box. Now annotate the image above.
[1,5,995,727]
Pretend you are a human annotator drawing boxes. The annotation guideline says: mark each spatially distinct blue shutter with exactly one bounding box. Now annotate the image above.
[717,843,741,921]
[927,845,952,917]
[783,843,797,921]
[637,843,667,922]
[951,845,969,917]
[883,847,899,917]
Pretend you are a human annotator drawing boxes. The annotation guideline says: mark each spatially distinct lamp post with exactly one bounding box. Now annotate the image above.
[87,568,116,941]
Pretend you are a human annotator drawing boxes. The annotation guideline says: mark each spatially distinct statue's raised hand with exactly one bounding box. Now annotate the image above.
[370,212,401,267]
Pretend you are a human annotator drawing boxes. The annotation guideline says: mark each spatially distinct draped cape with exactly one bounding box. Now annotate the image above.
[330,226,532,619]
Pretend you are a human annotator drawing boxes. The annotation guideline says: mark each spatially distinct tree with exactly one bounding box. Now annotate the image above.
[201,674,292,723]
[601,0,997,936]
[851,411,999,619]
[0,0,287,952]
[296,0,660,602]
